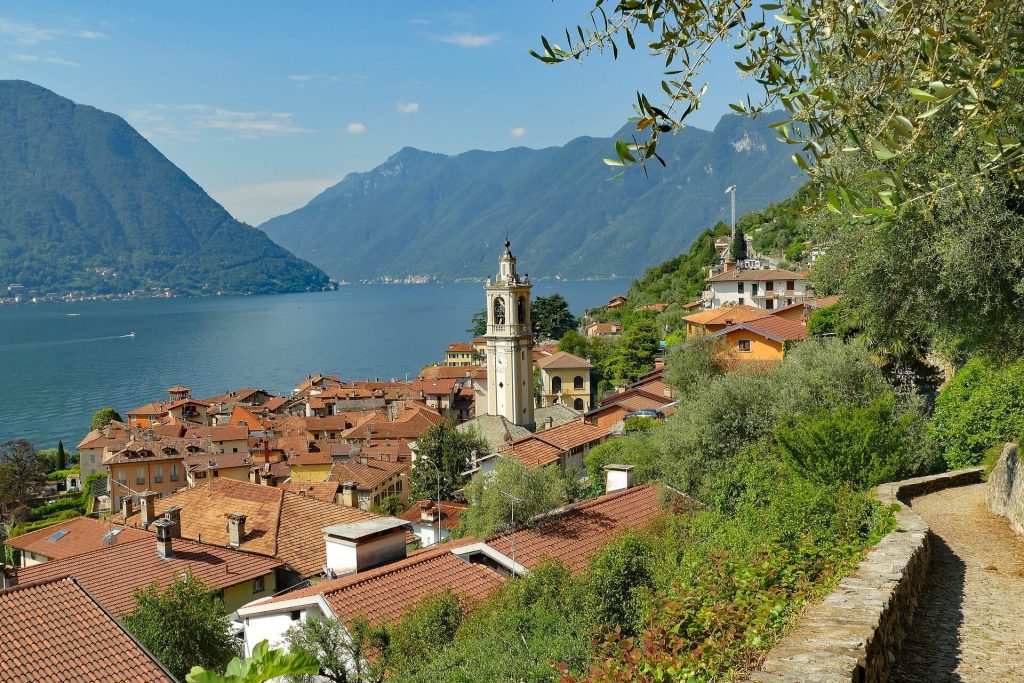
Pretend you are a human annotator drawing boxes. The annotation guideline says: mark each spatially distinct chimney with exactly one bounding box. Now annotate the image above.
[604,464,634,493]
[154,518,174,559]
[163,506,182,538]
[322,518,411,575]
[226,513,246,548]
[725,260,737,273]
[420,500,438,523]
[359,455,369,466]
[1,566,17,589]
[340,482,358,508]
[140,490,158,529]
[121,496,135,519]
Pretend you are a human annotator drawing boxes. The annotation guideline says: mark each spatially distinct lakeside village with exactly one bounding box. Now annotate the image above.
[1,239,831,678]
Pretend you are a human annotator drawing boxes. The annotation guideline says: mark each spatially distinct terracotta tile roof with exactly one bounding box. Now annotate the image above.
[535,351,593,370]
[126,401,167,416]
[717,315,809,343]
[279,481,340,504]
[604,394,671,413]
[115,478,388,578]
[329,459,410,490]
[76,423,129,450]
[398,500,469,531]
[167,397,212,409]
[259,540,503,625]
[230,405,271,430]
[263,396,288,412]
[447,342,474,353]
[184,451,253,472]
[290,451,334,466]
[184,424,250,442]
[4,516,150,562]
[254,485,676,625]
[418,364,483,381]
[586,322,621,335]
[103,436,206,465]
[683,304,772,326]
[486,485,670,574]
[706,267,806,283]
[17,535,281,617]
[636,303,669,312]
[503,439,563,468]
[0,576,176,682]
[306,414,359,432]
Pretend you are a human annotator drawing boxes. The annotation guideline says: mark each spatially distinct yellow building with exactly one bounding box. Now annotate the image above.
[289,452,335,483]
[535,351,594,412]
[331,457,411,510]
[104,443,190,511]
[445,342,477,367]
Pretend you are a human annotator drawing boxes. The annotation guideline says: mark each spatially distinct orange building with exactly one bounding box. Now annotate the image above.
[682,304,772,339]
[710,315,809,362]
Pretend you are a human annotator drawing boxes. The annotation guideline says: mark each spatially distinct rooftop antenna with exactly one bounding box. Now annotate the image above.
[724,185,737,241]
[499,490,524,577]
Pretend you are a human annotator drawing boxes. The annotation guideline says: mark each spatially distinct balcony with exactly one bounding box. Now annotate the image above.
[487,324,531,336]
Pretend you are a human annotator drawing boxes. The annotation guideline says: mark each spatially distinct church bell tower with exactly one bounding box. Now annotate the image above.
[484,240,534,428]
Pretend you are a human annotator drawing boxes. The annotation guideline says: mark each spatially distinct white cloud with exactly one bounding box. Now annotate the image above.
[287,74,318,82]
[435,32,498,48]
[0,17,105,45]
[510,127,526,138]
[188,107,312,137]
[396,102,420,114]
[212,175,345,225]
[126,105,312,141]
[346,122,367,134]
[10,53,79,66]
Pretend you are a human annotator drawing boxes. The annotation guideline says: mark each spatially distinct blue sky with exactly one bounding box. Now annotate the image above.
[0,2,753,224]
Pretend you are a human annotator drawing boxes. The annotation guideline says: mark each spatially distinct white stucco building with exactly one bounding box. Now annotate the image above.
[702,268,811,310]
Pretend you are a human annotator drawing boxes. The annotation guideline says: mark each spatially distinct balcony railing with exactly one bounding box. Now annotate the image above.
[488,324,531,336]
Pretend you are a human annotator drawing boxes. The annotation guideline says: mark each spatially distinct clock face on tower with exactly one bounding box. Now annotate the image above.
[495,355,506,372]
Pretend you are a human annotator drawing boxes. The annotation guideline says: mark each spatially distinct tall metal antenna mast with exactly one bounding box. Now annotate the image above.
[724,185,737,240]
[499,490,524,577]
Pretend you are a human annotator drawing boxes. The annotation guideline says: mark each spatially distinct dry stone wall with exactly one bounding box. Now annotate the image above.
[987,443,1023,535]
[749,468,983,683]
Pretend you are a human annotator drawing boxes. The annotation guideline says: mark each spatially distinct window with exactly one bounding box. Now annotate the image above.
[170,464,179,482]
[290,610,301,622]
[552,376,562,394]
[766,281,775,291]
[573,375,585,390]
[573,398,585,411]
[252,576,265,593]
[153,466,163,484]
[135,467,145,486]
[786,280,795,290]
[738,297,744,305]
[787,298,793,305]
[738,339,752,353]
[89,453,96,464]
[117,470,127,485]
[766,300,774,310]
[751,283,759,296]
[737,282,744,294]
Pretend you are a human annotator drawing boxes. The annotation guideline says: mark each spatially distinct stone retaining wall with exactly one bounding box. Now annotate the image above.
[987,443,1023,536]
[749,468,983,683]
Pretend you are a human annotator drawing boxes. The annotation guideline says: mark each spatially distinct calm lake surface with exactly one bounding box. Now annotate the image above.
[0,280,626,447]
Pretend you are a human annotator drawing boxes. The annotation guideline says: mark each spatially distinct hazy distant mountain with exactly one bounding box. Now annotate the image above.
[0,80,328,296]
[260,112,802,282]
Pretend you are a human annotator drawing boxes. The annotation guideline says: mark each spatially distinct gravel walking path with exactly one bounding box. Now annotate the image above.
[892,483,1024,682]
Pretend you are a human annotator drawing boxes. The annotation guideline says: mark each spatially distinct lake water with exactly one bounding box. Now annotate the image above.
[0,280,626,448]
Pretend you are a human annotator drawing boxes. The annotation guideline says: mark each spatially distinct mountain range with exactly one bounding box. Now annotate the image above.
[0,80,328,296]
[260,112,803,282]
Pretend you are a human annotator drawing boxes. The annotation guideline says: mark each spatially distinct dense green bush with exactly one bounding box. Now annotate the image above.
[775,395,934,489]
[932,358,1024,469]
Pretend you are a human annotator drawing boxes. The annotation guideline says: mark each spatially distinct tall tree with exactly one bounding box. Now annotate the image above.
[466,309,487,337]
[186,640,318,683]
[610,318,661,384]
[731,229,747,261]
[531,294,577,340]
[123,574,238,681]
[462,457,570,538]
[283,617,388,683]
[55,441,67,471]
[0,440,46,513]
[91,407,122,430]
[411,420,489,502]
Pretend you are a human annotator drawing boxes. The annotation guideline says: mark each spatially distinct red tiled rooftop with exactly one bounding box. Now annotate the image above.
[397,500,469,531]
[17,536,281,617]
[4,516,150,562]
[0,577,175,682]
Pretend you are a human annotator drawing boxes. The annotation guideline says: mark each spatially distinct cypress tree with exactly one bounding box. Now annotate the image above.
[731,229,748,261]
[56,440,67,471]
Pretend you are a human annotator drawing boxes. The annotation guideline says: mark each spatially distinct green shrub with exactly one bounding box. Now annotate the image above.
[774,395,933,489]
[932,358,1024,469]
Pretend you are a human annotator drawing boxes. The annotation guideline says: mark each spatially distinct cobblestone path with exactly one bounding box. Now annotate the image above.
[892,484,1024,682]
